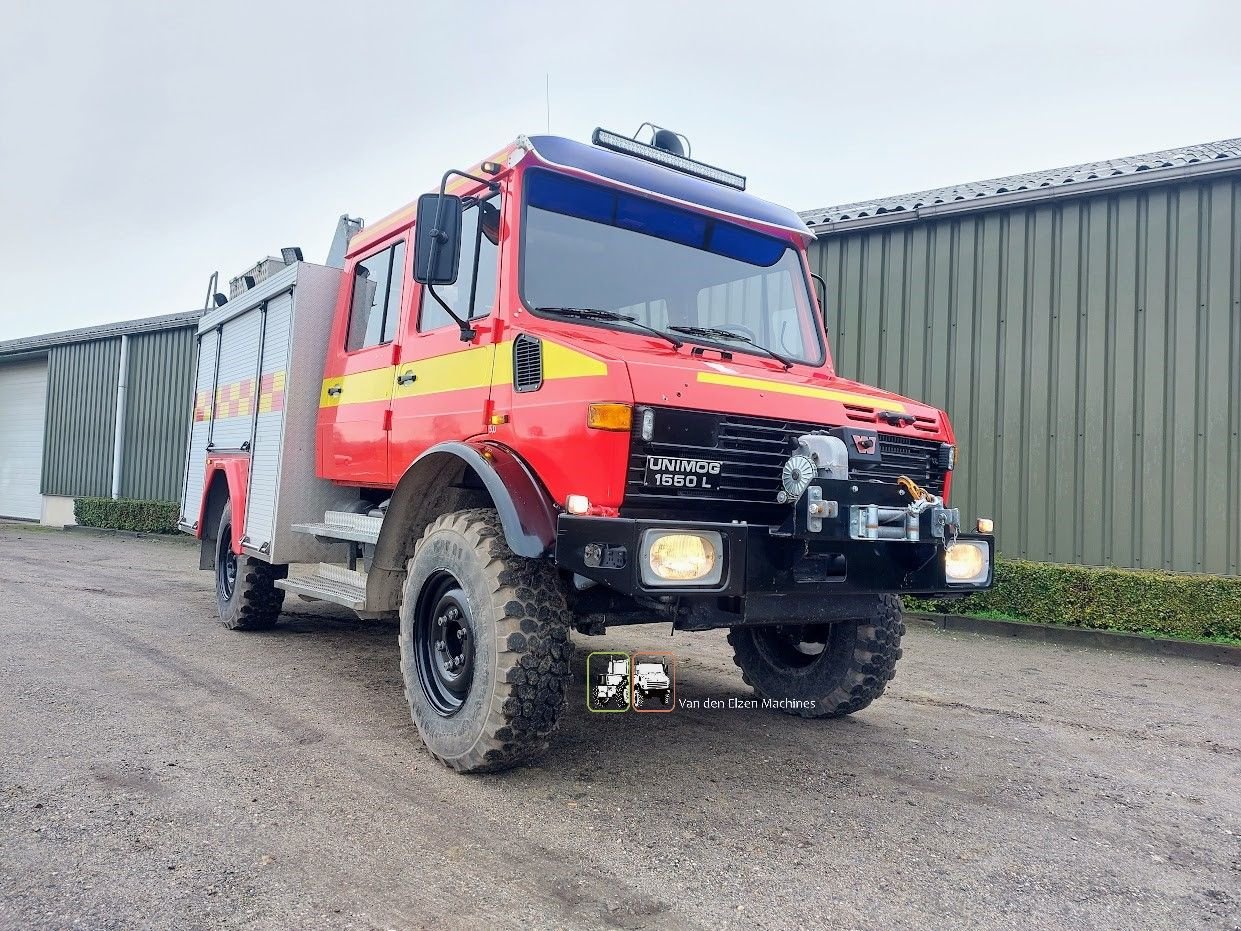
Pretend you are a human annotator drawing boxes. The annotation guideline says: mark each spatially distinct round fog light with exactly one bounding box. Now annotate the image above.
[647,534,717,582]
[944,541,989,585]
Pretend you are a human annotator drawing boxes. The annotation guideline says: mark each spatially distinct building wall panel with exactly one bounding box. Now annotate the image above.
[809,175,1241,575]
[40,327,196,503]
[120,327,196,501]
[41,338,120,498]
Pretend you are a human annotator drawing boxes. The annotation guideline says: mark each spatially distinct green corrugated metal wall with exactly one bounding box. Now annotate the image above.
[121,328,197,500]
[41,327,197,502]
[808,175,1241,575]
[42,339,121,498]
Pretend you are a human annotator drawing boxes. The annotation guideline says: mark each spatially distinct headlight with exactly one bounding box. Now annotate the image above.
[944,540,990,586]
[640,530,723,586]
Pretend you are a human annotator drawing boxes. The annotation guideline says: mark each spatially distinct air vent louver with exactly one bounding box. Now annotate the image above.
[513,334,543,393]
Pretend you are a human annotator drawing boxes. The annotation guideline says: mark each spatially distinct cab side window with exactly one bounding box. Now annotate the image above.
[419,196,500,332]
[346,241,406,351]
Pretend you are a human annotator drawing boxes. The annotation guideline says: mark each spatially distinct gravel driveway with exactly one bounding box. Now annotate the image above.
[1,524,1237,930]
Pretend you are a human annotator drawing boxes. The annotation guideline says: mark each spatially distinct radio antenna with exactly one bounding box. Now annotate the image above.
[544,73,550,132]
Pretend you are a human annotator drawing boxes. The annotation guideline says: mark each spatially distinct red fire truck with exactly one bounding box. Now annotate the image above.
[180,126,994,772]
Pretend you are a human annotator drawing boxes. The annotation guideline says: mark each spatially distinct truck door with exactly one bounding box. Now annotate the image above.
[388,195,502,480]
[317,237,407,485]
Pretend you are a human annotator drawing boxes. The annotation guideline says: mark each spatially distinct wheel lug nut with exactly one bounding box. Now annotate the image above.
[457,629,467,640]
[437,616,445,627]
[436,641,446,652]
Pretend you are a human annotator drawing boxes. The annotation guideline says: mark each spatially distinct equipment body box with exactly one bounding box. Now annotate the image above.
[179,262,345,564]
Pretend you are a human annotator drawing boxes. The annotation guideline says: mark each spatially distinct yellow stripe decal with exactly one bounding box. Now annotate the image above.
[695,371,905,413]
[542,341,608,379]
[319,366,394,407]
[320,339,607,408]
[393,344,496,398]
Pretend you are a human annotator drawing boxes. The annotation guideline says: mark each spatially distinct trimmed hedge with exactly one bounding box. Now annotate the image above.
[74,498,180,535]
[908,557,1241,642]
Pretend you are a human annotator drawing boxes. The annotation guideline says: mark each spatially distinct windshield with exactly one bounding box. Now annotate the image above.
[637,664,666,674]
[520,169,824,366]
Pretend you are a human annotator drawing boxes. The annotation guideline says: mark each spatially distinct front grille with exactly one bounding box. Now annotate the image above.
[624,407,947,522]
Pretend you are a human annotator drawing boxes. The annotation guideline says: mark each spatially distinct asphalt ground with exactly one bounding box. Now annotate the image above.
[1,524,1238,931]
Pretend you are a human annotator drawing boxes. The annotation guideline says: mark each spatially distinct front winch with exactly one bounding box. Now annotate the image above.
[777,433,849,504]
[774,439,960,543]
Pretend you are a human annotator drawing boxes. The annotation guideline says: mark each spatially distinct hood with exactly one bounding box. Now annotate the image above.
[549,323,950,442]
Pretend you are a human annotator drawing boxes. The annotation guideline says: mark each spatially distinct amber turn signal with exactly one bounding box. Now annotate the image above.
[587,403,633,431]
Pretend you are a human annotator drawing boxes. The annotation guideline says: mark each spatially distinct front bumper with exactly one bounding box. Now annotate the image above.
[557,477,994,626]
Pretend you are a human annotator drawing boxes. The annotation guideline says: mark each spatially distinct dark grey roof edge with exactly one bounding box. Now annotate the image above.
[0,310,203,358]
[801,136,1241,235]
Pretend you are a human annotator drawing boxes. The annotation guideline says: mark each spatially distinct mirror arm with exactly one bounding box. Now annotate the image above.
[426,282,477,342]
[810,272,828,314]
[423,169,499,342]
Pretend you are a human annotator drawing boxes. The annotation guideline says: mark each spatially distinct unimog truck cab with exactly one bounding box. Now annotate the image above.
[181,126,994,773]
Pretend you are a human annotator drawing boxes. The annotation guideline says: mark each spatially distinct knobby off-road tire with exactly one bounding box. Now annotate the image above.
[728,595,905,719]
[633,688,645,709]
[399,508,572,773]
[214,501,286,630]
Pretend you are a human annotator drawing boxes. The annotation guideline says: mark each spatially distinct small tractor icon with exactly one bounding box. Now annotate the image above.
[592,657,630,710]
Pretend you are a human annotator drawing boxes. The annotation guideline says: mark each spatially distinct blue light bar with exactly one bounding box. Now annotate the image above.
[591,128,747,191]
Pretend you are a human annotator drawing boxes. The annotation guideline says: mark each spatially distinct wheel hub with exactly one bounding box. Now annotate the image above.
[415,574,475,716]
[753,624,830,670]
[217,525,238,601]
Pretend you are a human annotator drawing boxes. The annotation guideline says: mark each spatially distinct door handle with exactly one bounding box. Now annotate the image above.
[327,385,342,397]
[397,371,417,385]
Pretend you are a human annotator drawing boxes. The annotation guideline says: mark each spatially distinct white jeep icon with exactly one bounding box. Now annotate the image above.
[632,660,672,708]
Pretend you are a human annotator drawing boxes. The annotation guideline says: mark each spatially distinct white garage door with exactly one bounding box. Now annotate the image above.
[0,357,49,520]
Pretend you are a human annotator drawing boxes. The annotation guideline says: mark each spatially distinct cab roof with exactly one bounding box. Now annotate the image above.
[348,132,812,256]
[526,134,812,240]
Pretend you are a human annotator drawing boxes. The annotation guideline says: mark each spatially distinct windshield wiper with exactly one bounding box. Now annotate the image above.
[535,307,683,348]
[666,325,794,370]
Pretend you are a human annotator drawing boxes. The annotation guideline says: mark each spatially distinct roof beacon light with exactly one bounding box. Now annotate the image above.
[591,127,747,191]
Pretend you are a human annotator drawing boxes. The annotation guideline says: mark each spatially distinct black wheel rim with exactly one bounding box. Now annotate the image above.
[217,522,237,602]
[414,571,475,717]
[753,624,832,670]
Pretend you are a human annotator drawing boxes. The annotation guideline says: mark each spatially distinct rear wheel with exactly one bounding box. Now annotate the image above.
[728,595,905,718]
[214,501,286,630]
[399,508,572,773]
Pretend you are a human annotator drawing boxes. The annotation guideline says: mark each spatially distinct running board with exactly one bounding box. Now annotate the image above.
[276,563,368,611]
[291,510,382,545]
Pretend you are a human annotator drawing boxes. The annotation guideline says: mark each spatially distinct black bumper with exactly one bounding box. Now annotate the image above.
[555,504,994,628]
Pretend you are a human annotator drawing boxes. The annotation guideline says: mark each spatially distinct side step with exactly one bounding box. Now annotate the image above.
[291,510,382,545]
[276,563,368,611]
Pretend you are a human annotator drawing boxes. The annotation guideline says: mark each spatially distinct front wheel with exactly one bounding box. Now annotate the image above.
[399,508,572,773]
[727,595,905,719]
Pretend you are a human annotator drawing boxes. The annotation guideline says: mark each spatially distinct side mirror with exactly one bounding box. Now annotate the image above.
[413,193,463,284]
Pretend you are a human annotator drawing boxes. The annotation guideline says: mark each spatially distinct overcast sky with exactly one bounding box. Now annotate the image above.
[1,0,1238,340]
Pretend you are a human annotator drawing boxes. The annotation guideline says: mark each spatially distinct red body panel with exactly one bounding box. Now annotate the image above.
[195,453,250,555]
